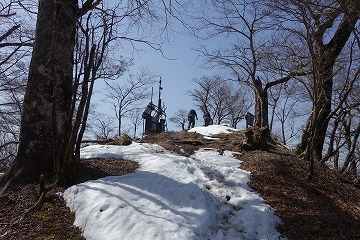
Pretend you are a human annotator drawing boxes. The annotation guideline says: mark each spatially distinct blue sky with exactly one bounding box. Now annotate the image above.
[132,37,216,122]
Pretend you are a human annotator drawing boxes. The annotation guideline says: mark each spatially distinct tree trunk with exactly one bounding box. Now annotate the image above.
[74,66,96,164]
[304,60,334,180]
[253,77,270,129]
[281,122,286,145]
[118,104,123,136]
[311,70,333,161]
[269,100,277,132]
[119,114,122,136]
[1,0,78,187]
[296,6,359,180]
[240,77,274,150]
[300,58,343,180]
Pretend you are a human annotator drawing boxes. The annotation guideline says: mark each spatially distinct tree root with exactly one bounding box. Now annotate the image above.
[240,126,274,150]
[8,175,58,227]
[0,168,23,195]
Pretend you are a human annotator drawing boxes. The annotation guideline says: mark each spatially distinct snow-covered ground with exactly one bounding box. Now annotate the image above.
[62,125,286,240]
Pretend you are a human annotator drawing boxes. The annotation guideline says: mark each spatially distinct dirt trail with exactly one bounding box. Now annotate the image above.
[142,130,360,240]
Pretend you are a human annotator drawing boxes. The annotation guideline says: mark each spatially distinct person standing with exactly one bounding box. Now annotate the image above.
[203,111,211,126]
[187,109,198,129]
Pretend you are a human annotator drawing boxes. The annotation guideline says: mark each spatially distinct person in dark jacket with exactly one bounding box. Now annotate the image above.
[187,109,198,129]
[203,111,211,126]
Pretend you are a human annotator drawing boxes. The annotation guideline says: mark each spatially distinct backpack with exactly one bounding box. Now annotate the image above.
[188,109,196,118]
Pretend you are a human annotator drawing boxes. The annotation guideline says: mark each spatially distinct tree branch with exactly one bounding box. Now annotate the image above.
[79,0,102,17]
[264,70,308,90]
[0,25,20,43]
[0,42,33,48]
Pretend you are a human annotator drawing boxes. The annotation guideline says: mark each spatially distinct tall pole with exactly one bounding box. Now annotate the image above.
[151,87,154,104]
[158,77,162,115]
[156,77,163,133]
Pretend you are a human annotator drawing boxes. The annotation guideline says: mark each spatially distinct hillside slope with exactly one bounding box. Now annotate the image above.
[142,130,360,240]
[1,129,359,239]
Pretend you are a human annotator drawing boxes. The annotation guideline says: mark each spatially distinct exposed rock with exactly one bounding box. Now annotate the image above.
[108,135,133,146]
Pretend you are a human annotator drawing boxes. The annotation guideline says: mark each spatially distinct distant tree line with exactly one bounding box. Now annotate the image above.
[182,75,251,129]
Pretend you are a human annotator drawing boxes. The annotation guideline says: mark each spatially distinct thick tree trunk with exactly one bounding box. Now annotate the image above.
[241,77,273,150]
[250,75,301,149]
[312,73,333,160]
[296,6,358,180]
[303,61,333,180]
[1,0,78,187]
[253,77,270,129]
[298,51,338,180]
[254,79,270,134]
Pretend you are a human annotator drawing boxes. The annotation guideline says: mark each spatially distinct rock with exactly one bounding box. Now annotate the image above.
[112,135,133,146]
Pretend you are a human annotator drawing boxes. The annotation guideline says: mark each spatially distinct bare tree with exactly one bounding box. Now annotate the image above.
[320,35,360,176]
[210,77,231,125]
[70,6,132,163]
[87,113,116,140]
[104,67,156,136]
[188,76,213,113]
[225,87,252,129]
[188,75,222,124]
[269,0,360,179]
[339,112,360,175]
[169,109,188,130]
[129,108,143,138]
[188,75,251,127]
[194,0,307,144]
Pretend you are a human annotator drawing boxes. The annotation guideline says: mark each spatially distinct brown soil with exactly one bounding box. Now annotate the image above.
[0,159,139,240]
[1,130,359,239]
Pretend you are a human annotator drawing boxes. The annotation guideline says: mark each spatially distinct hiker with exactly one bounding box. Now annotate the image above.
[203,111,212,126]
[187,109,198,129]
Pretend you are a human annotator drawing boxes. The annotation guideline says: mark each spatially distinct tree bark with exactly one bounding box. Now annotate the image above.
[253,77,269,129]
[1,0,78,187]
